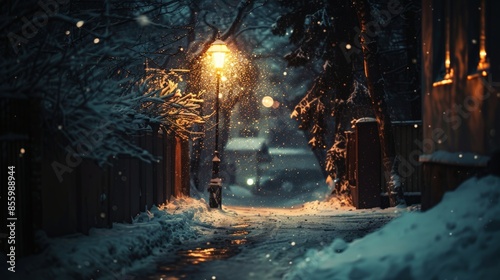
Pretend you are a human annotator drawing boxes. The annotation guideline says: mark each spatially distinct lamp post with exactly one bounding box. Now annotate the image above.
[207,38,229,208]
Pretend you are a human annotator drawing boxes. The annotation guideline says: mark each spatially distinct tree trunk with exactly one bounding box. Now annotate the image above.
[330,0,358,192]
[353,0,405,206]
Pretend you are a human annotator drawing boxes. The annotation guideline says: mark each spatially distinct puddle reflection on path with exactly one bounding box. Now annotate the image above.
[151,224,250,279]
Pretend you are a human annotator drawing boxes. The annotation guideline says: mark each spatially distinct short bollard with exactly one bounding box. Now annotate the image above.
[208,178,222,208]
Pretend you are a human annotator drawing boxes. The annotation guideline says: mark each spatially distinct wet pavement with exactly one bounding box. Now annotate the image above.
[148,224,252,279]
[140,206,397,280]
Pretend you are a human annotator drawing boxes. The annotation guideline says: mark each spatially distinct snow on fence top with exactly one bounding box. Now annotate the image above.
[354,117,377,123]
[419,150,490,167]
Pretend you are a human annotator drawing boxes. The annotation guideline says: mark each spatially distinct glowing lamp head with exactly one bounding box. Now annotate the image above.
[207,39,230,69]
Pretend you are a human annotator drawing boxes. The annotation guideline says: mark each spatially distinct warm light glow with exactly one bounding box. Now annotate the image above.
[480,50,487,59]
[272,100,280,109]
[445,59,450,68]
[181,247,231,265]
[212,52,225,68]
[262,96,274,108]
[207,39,230,69]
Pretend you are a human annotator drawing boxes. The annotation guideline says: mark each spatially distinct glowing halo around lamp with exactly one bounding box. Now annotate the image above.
[262,96,274,108]
[207,39,230,69]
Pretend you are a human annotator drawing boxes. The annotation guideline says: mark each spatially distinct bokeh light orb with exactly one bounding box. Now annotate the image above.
[262,96,274,108]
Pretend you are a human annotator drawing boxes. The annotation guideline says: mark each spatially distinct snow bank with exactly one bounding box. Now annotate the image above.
[285,175,500,279]
[10,197,239,279]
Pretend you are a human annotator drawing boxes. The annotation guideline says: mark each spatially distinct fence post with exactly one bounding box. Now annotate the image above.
[352,120,381,209]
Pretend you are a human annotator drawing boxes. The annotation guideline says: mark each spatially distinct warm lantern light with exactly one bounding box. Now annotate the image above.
[207,39,230,69]
[480,50,487,60]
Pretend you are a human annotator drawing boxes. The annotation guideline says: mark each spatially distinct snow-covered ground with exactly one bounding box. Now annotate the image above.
[2,175,499,279]
[2,196,243,279]
[285,175,500,279]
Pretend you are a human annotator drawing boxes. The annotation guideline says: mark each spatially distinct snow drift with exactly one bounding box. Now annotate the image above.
[285,175,500,279]
[5,197,236,279]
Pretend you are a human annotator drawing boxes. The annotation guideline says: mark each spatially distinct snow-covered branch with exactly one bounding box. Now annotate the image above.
[1,0,215,165]
[140,68,207,140]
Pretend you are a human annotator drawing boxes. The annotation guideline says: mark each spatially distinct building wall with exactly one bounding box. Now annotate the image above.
[422,0,499,155]
[421,0,500,209]
[226,152,258,187]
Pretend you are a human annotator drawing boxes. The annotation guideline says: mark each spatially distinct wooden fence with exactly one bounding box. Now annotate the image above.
[1,96,190,256]
[40,131,190,238]
[389,121,423,194]
[346,120,423,208]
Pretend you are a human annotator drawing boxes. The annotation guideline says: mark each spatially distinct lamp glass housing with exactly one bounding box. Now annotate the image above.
[207,39,229,69]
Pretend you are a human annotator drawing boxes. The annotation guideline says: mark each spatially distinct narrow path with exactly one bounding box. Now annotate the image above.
[142,206,397,280]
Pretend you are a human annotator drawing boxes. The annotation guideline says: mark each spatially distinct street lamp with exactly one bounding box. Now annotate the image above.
[207,38,229,208]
